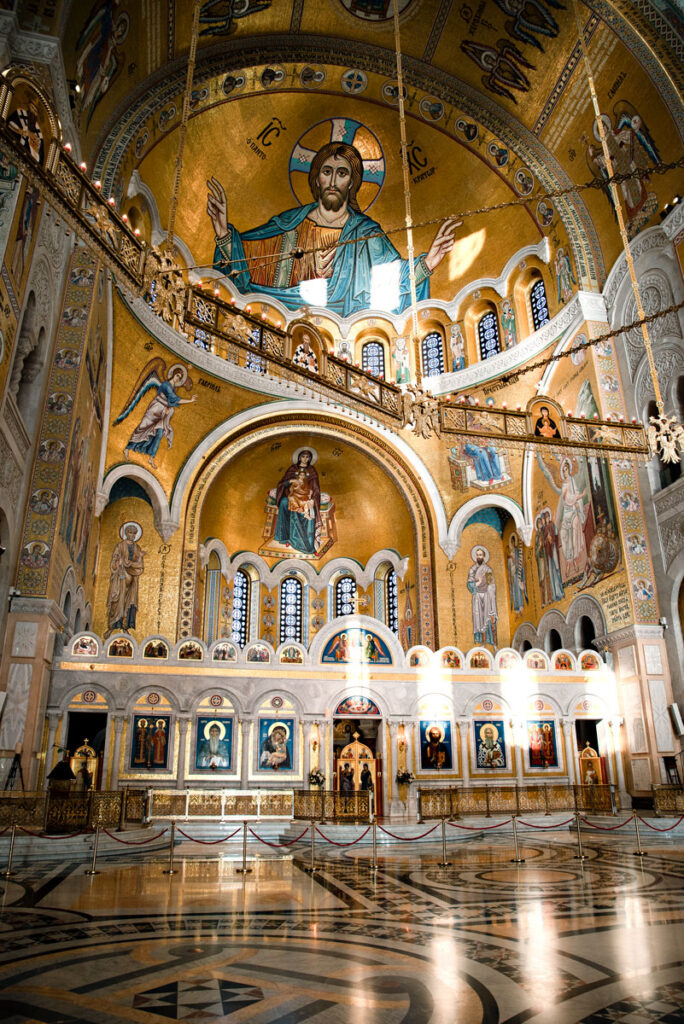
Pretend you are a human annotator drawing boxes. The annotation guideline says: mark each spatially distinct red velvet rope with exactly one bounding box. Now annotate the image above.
[18,826,87,839]
[248,826,310,848]
[637,814,684,832]
[315,826,370,846]
[580,816,633,830]
[446,818,511,831]
[377,823,439,841]
[517,818,575,829]
[102,828,169,844]
[175,827,240,843]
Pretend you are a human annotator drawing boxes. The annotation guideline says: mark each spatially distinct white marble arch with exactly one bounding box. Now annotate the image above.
[124,683,180,714]
[405,644,433,668]
[309,614,404,666]
[97,463,174,541]
[252,686,307,718]
[54,679,117,712]
[198,546,409,595]
[164,401,450,553]
[524,649,549,671]
[462,692,513,716]
[525,691,563,716]
[435,645,465,668]
[105,633,138,658]
[410,690,455,717]
[564,690,611,718]
[445,494,530,557]
[174,636,207,661]
[329,685,387,717]
[189,686,244,717]
[551,649,577,671]
[68,631,102,658]
[537,608,573,652]
[495,647,521,669]
[274,641,309,665]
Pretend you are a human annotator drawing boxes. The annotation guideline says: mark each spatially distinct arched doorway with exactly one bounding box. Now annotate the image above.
[333,695,383,816]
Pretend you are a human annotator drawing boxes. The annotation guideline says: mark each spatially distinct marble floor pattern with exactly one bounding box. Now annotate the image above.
[1,832,684,1023]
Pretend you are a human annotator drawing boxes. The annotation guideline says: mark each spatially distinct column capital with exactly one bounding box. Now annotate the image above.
[594,624,664,651]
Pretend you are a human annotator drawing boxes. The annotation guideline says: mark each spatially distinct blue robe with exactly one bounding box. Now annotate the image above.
[213,203,431,317]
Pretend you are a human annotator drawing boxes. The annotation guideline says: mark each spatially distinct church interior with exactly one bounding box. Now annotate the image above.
[0,0,683,1021]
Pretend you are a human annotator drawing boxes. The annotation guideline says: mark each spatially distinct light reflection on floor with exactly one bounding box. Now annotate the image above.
[0,834,683,1022]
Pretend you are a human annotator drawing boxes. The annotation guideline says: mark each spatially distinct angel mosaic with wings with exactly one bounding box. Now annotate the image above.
[582,102,660,238]
[114,358,196,469]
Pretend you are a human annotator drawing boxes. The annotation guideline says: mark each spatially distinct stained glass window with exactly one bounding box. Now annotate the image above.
[478,312,500,360]
[280,576,303,644]
[231,569,249,648]
[530,278,550,331]
[386,569,398,634]
[362,341,385,378]
[335,575,357,617]
[422,331,444,376]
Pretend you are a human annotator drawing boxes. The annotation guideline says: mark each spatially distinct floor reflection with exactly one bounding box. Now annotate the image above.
[0,834,683,1022]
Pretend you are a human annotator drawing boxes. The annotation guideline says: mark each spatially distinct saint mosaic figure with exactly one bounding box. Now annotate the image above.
[259,721,292,769]
[538,455,590,580]
[114,358,196,469]
[270,448,322,555]
[420,722,452,770]
[467,546,498,648]
[507,533,528,615]
[196,720,231,769]
[207,140,459,316]
[104,522,145,638]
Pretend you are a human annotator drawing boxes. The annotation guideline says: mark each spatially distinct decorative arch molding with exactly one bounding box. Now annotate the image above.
[308,613,405,666]
[463,691,513,716]
[511,622,539,651]
[565,594,607,644]
[633,343,684,419]
[169,402,448,550]
[252,685,306,719]
[190,686,245,717]
[330,684,387,718]
[563,691,610,718]
[537,608,573,651]
[97,464,174,541]
[124,683,180,714]
[175,409,443,645]
[445,494,529,557]
[52,679,118,713]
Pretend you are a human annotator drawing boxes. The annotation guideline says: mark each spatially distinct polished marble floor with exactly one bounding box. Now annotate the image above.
[1,831,684,1023]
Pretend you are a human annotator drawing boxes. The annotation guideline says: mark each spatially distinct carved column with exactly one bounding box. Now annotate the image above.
[176,715,191,786]
[512,718,525,786]
[561,719,576,786]
[458,720,470,787]
[609,718,628,803]
[387,719,400,814]
[109,715,126,790]
[43,711,60,787]
[240,716,255,788]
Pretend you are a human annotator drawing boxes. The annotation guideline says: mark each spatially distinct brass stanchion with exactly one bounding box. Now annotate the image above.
[633,813,647,857]
[235,819,252,874]
[303,820,316,873]
[371,820,377,873]
[2,824,17,877]
[510,815,525,864]
[163,821,178,874]
[439,818,451,867]
[574,811,586,861]
[85,825,100,875]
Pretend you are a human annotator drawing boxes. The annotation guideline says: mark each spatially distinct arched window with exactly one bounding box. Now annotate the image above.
[421,331,444,376]
[373,562,398,634]
[280,575,303,645]
[547,628,562,653]
[530,279,550,331]
[577,615,596,651]
[204,552,221,644]
[385,569,399,634]
[73,608,82,634]
[335,575,357,617]
[362,340,385,378]
[478,311,500,360]
[231,569,250,648]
